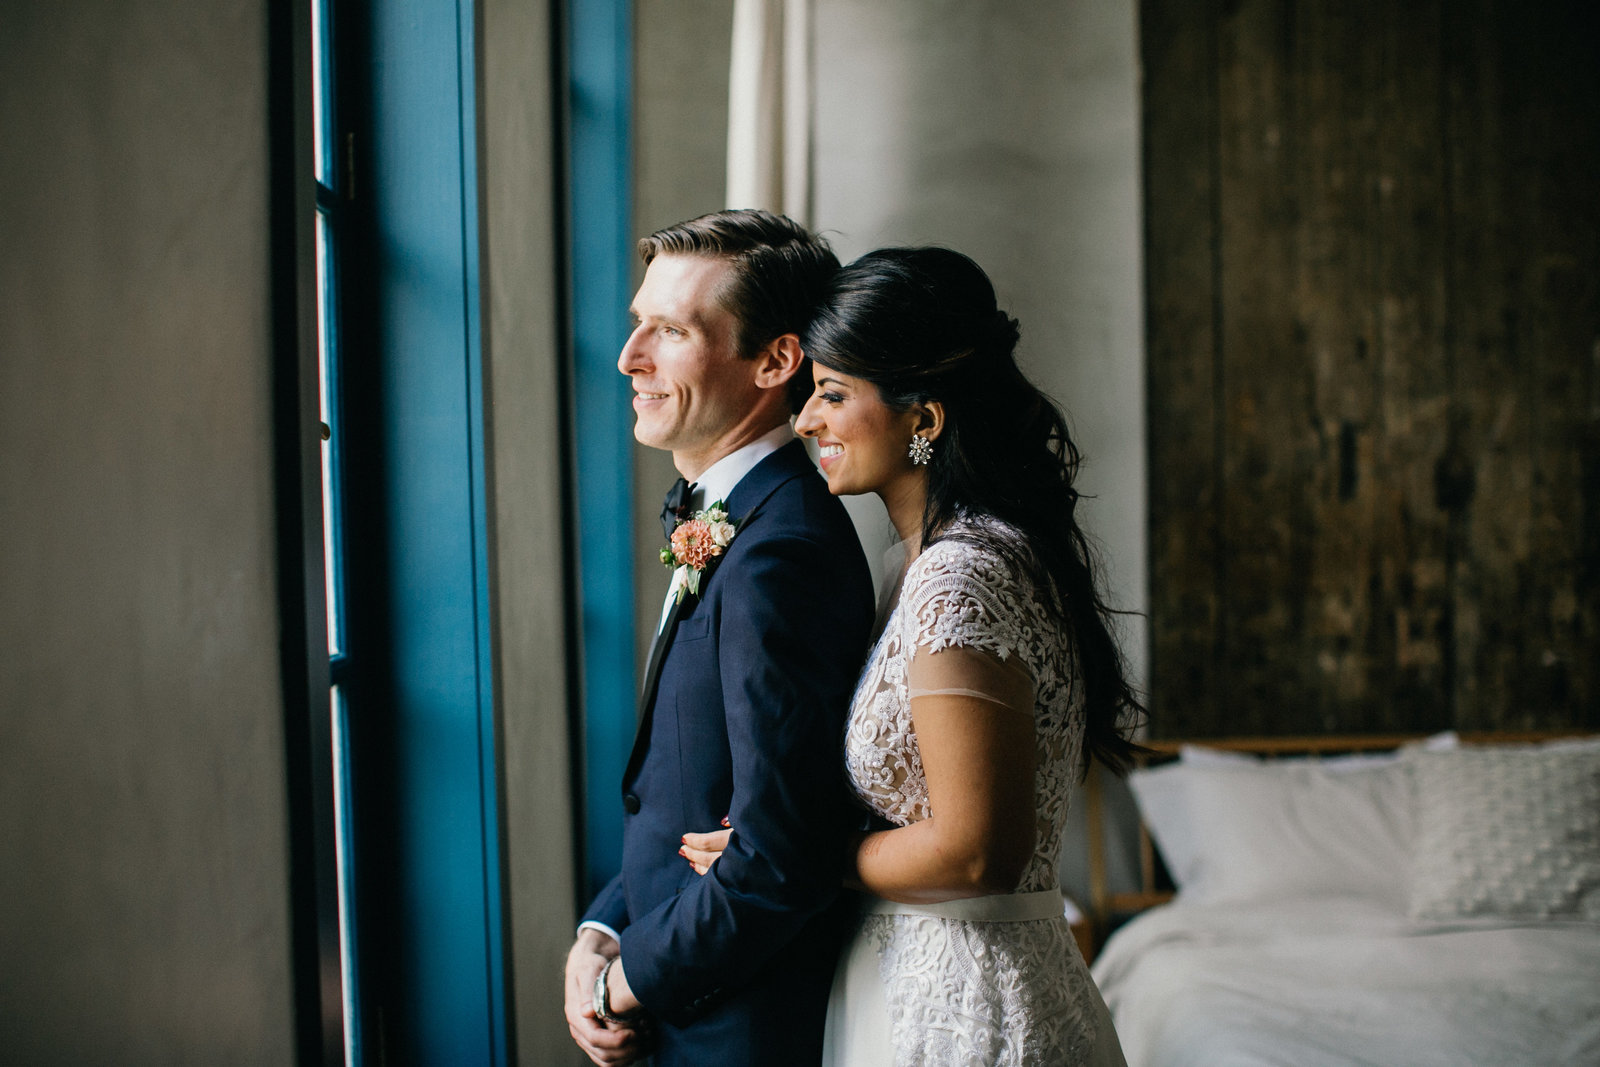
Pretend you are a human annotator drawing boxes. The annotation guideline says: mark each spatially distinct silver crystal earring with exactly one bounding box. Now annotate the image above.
[908,435,933,466]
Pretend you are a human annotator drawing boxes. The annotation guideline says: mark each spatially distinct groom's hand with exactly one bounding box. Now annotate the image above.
[565,929,651,1065]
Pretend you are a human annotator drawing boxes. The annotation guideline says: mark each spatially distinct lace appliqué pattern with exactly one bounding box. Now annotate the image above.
[844,521,1098,1066]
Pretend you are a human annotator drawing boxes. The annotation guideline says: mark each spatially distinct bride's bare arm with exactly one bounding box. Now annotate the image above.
[851,647,1038,903]
[681,651,1037,900]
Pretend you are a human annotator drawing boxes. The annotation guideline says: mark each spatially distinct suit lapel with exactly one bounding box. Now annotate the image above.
[723,438,812,526]
[626,586,691,785]
[638,594,684,721]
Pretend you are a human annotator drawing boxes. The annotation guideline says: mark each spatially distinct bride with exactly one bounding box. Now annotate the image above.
[684,247,1140,1065]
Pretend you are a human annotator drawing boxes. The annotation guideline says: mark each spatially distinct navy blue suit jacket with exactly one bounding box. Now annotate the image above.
[582,440,874,1065]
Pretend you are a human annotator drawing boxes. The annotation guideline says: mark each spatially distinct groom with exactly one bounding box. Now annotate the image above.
[563,210,874,1065]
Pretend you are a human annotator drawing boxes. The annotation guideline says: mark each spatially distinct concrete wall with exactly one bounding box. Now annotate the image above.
[0,2,297,1061]
[479,1,585,1060]
[812,0,1149,685]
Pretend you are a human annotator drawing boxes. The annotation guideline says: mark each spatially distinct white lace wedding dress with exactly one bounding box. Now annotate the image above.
[821,519,1126,1067]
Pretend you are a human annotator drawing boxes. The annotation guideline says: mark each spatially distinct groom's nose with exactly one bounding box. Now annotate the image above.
[618,325,651,375]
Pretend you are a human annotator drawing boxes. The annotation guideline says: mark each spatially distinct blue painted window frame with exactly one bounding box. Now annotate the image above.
[353,0,507,1060]
[281,0,640,1056]
[304,0,508,1061]
[567,0,638,905]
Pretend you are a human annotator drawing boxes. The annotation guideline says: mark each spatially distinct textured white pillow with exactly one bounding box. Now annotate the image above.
[1129,758,1413,906]
[1405,741,1600,921]
[1179,731,1458,771]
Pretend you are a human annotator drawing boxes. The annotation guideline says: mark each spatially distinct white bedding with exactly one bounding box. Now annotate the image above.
[1091,896,1600,1067]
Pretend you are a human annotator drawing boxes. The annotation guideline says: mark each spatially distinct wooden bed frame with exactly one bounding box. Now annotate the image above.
[1080,730,1593,951]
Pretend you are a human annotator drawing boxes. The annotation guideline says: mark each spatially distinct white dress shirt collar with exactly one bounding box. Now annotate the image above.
[685,421,795,511]
[656,422,795,633]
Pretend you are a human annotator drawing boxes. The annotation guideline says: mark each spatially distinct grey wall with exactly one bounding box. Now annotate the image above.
[0,2,297,1061]
[812,0,1149,689]
[479,1,585,1060]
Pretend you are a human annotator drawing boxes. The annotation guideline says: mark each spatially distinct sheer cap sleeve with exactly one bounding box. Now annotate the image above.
[907,643,1034,714]
[842,514,1086,891]
[902,537,1037,715]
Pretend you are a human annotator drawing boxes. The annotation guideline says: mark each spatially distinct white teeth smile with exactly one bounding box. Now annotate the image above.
[820,445,843,458]
[638,393,668,400]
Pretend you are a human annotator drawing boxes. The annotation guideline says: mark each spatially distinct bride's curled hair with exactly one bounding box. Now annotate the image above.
[804,247,1145,776]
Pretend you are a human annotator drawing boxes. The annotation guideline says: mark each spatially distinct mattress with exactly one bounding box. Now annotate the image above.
[1091,896,1600,1067]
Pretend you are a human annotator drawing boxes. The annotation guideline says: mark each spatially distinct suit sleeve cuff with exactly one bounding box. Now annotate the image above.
[576,919,622,946]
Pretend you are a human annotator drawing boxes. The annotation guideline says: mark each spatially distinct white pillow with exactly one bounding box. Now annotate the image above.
[1129,758,1413,906]
[1179,731,1459,772]
[1176,743,1256,767]
[1405,740,1600,921]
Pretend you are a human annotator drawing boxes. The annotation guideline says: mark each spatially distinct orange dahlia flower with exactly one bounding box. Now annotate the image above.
[670,519,721,569]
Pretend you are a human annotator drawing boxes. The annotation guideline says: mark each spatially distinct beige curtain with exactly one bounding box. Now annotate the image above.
[726,0,812,223]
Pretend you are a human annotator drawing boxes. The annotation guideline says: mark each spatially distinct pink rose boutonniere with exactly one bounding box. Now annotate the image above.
[660,500,740,603]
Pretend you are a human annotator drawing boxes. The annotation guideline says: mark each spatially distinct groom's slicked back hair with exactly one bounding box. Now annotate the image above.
[640,209,839,412]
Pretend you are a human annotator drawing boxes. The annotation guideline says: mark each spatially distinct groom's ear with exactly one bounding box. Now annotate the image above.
[749,333,805,390]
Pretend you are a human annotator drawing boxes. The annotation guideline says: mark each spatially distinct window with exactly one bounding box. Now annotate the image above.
[292,0,509,1059]
[310,0,360,1060]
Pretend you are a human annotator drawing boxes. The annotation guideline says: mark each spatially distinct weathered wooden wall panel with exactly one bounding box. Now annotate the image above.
[1143,0,1222,736]
[1214,0,1306,736]
[1145,0,1599,736]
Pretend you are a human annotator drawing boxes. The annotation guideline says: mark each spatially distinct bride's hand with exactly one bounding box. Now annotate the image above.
[680,821,732,875]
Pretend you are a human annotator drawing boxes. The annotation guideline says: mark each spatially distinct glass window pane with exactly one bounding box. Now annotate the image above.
[316,212,344,655]
[330,684,357,1064]
[311,0,334,187]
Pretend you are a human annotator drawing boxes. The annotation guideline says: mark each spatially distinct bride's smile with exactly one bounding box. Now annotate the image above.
[795,366,935,531]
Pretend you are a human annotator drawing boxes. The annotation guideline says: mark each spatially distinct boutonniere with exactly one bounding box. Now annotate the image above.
[659,500,740,603]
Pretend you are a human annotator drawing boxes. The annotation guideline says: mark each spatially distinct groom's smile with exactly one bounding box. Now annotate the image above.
[631,389,670,412]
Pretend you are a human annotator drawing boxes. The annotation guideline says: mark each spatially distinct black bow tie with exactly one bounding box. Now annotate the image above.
[661,477,695,538]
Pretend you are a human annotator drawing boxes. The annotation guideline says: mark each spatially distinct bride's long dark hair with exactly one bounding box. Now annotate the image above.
[804,247,1145,776]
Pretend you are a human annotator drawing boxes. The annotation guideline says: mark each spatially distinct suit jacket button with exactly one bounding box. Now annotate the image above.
[622,792,640,814]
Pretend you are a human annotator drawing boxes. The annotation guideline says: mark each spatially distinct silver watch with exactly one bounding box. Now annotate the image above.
[591,956,634,1025]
